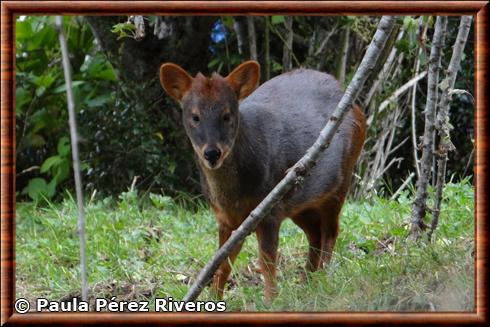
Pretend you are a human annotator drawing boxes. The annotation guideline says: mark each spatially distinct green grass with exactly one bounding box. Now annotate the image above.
[16,181,474,311]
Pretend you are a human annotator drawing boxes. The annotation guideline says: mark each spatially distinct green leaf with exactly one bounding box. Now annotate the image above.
[53,81,85,94]
[16,20,33,41]
[271,16,285,25]
[85,94,112,108]
[33,73,56,88]
[28,134,46,147]
[53,160,70,183]
[24,177,51,201]
[15,87,32,115]
[40,155,62,173]
[57,136,71,157]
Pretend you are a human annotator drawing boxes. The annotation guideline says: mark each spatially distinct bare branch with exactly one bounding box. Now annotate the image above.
[55,16,89,301]
[367,71,427,126]
[390,172,415,200]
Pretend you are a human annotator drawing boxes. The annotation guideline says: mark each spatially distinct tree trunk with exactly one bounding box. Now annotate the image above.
[233,17,246,55]
[183,16,396,302]
[264,17,271,81]
[86,16,214,104]
[429,16,473,240]
[247,16,257,60]
[282,16,293,72]
[410,16,448,239]
[335,27,350,86]
[85,16,216,194]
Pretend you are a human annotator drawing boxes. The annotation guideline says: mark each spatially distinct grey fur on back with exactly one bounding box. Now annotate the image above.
[239,69,357,208]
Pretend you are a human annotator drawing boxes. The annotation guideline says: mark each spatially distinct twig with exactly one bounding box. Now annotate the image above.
[183,16,397,302]
[16,165,40,177]
[55,16,88,302]
[267,18,300,67]
[390,172,415,200]
[367,71,427,126]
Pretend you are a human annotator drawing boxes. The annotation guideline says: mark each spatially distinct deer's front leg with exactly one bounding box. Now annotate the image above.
[211,224,243,299]
[255,218,280,305]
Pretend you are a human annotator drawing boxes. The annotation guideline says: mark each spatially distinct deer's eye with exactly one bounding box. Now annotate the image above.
[223,113,231,122]
[191,114,200,123]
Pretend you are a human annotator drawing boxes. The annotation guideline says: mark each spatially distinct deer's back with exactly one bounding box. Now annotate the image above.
[240,69,362,209]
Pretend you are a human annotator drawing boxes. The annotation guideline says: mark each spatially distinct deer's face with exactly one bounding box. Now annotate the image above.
[160,61,260,170]
[180,74,240,169]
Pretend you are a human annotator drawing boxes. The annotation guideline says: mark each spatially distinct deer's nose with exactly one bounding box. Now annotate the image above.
[204,147,221,165]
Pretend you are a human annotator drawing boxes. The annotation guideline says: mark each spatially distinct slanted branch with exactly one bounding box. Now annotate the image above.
[183,16,397,302]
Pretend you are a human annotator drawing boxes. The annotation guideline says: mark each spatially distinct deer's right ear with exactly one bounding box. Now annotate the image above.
[159,63,193,102]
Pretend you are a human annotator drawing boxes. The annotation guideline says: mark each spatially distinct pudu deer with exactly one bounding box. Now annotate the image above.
[159,61,366,303]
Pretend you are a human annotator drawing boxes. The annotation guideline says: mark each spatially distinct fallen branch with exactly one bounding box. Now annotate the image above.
[183,16,396,302]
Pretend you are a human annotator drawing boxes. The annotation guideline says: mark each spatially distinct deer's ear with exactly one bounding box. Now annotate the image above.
[160,63,193,102]
[225,61,260,100]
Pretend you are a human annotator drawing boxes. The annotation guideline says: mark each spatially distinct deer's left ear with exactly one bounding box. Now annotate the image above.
[225,61,260,100]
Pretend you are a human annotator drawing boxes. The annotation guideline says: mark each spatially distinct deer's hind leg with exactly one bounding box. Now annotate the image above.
[318,195,345,268]
[291,209,323,272]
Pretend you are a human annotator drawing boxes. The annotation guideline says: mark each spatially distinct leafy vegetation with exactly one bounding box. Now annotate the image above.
[16,16,474,201]
[16,180,474,311]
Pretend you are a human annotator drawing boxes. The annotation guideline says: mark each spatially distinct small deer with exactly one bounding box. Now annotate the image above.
[159,61,366,304]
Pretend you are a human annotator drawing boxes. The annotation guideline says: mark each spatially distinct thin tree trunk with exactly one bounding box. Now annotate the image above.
[431,130,437,186]
[429,16,473,240]
[282,16,293,72]
[410,16,448,239]
[183,16,396,302]
[336,27,350,86]
[264,17,271,80]
[233,17,246,55]
[411,17,429,180]
[56,16,88,301]
[247,16,257,60]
